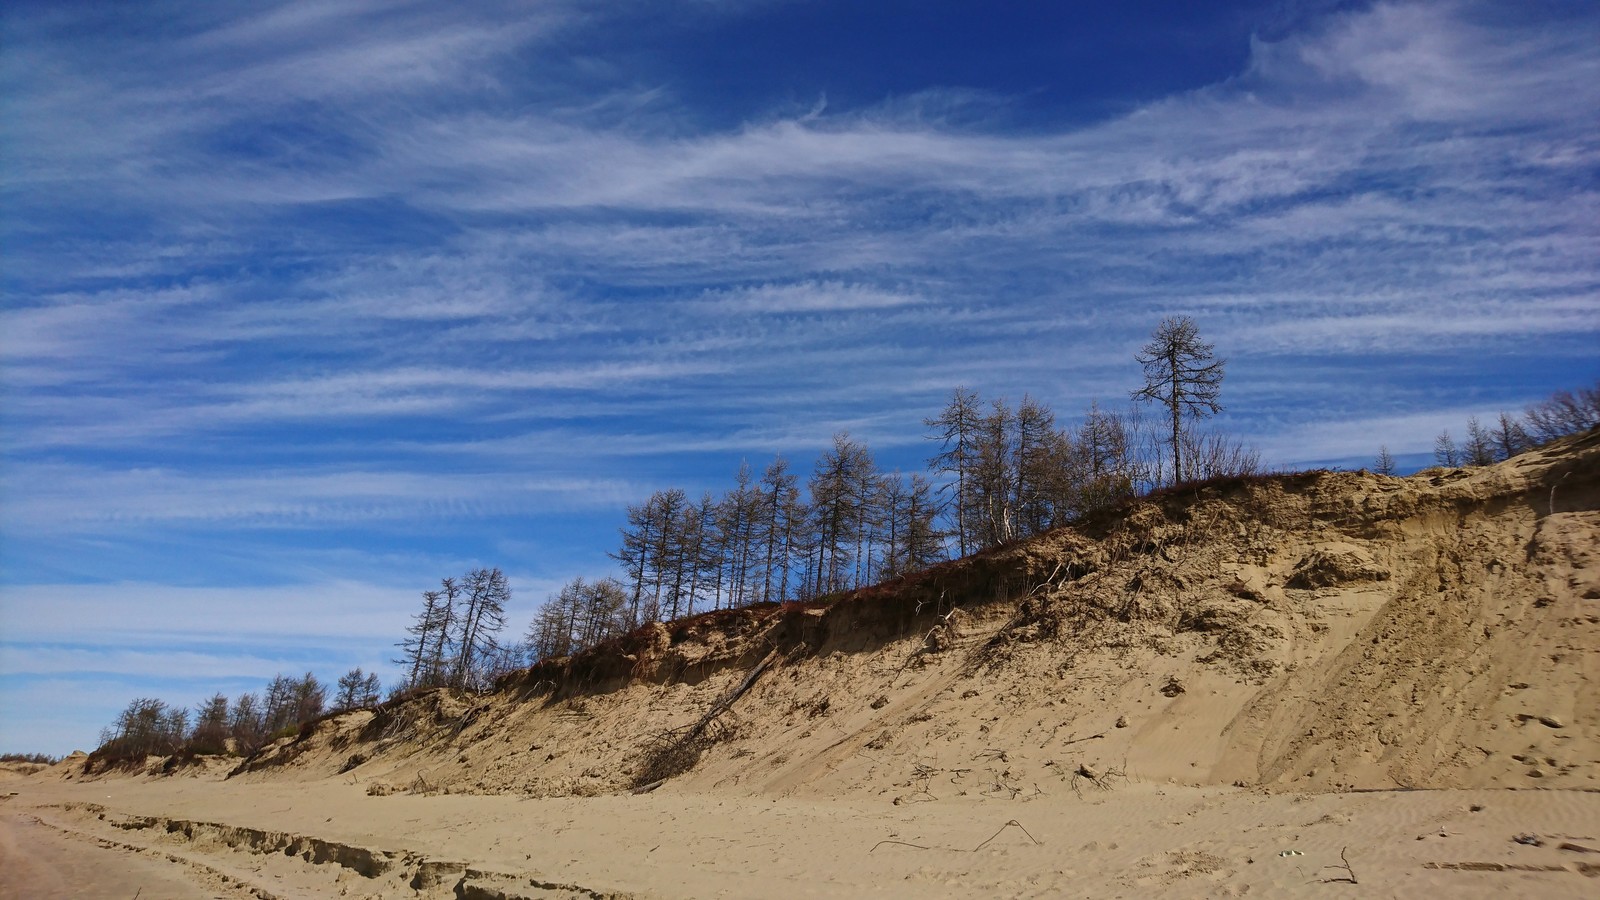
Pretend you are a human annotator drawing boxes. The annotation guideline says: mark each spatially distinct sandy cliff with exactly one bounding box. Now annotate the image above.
[228,427,1599,801]
[9,430,1597,899]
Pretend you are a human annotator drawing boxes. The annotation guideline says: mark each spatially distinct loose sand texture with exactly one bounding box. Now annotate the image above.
[5,776,1599,898]
[6,428,1597,897]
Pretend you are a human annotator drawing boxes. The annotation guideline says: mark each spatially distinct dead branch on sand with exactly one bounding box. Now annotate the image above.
[869,819,1042,854]
[974,819,1042,851]
[632,647,779,788]
[1038,726,1107,749]
[870,839,933,852]
[1069,761,1127,799]
[408,770,439,796]
[1319,846,1359,884]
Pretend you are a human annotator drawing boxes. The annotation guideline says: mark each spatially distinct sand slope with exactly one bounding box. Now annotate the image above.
[226,427,1597,801]
[10,428,1597,897]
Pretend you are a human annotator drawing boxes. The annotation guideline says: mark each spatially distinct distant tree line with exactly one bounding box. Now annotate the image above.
[1375,380,1600,474]
[1,752,59,765]
[516,316,1259,665]
[96,565,532,762]
[393,567,516,693]
[94,666,386,761]
[605,438,944,624]
[524,577,630,662]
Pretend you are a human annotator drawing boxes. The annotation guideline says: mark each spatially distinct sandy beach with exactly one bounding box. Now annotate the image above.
[5,772,1599,898]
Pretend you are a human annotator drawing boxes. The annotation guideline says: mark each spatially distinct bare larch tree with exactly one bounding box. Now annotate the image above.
[1132,316,1225,485]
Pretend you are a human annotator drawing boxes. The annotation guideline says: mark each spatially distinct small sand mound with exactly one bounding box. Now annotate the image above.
[1287,544,1390,588]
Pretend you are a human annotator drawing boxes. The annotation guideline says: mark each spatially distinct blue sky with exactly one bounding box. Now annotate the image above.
[2,0,1596,755]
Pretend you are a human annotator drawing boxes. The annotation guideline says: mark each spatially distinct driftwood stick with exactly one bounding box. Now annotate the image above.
[868,819,1042,855]
[635,646,781,787]
[1319,846,1358,884]
[869,839,932,853]
[699,647,778,726]
[674,646,779,741]
[973,819,1042,852]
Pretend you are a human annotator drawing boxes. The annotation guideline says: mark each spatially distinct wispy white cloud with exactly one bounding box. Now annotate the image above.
[1291,2,1600,120]
[696,281,927,314]
[2,0,1596,753]
[0,463,634,531]
[1,645,306,681]
[0,579,409,643]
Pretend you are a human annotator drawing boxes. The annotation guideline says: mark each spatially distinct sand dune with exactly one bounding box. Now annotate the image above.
[6,429,1597,897]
